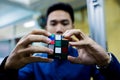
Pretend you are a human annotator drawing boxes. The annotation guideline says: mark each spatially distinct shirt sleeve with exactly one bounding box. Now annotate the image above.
[98,53,120,80]
[0,56,18,80]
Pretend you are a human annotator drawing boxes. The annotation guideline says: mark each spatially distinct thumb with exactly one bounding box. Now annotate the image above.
[69,40,87,47]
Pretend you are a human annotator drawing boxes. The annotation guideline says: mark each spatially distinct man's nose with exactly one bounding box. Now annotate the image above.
[56,24,64,34]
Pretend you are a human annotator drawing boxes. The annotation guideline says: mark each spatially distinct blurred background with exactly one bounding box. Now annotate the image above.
[0,0,120,63]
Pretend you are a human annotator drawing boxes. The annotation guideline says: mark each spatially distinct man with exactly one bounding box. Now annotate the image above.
[0,2,120,80]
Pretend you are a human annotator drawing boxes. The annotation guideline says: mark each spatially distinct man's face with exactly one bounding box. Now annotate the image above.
[46,10,74,34]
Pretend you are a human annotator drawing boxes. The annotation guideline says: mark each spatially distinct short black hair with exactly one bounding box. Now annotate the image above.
[46,2,74,23]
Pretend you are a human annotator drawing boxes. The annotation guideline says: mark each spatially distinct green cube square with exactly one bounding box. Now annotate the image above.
[55,40,61,47]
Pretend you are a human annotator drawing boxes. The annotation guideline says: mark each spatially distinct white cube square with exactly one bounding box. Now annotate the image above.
[55,47,61,53]
[55,35,61,40]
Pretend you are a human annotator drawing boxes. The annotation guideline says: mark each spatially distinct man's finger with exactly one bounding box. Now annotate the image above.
[67,56,81,64]
[69,40,88,47]
[63,29,85,40]
[18,35,51,47]
[30,29,51,36]
[19,46,53,56]
[26,56,53,63]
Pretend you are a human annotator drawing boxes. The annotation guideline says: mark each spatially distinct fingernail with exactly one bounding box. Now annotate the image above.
[48,32,51,35]
[49,49,53,54]
[62,33,65,36]
[48,59,54,62]
[47,38,51,43]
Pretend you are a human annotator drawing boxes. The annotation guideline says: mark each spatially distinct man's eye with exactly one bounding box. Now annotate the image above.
[62,21,69,26]
[63,22,68,25]
[50,22,57,26]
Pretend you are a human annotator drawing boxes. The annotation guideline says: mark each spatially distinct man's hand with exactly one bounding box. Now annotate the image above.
[5,29,53,70]
[63,29,111,66]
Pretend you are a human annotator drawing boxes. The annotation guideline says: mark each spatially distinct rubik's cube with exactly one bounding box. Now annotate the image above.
[48,34,69,59]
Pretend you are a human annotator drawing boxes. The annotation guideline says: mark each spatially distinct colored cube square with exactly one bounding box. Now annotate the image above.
[49,34,55,40]
[62,40,68,47]
[50,40,55,44]
[55,47,61,53]
[55,34,62,40]
[48,44,54,50]
[55,40,61,47]
[61,54,67,59]
[62,47,68,53]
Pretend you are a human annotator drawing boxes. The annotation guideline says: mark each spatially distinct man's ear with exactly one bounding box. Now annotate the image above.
[37,15,46,29]
[45,26,47,30]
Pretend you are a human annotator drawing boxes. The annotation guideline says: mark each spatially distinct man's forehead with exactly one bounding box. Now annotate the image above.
[48,10,71,20]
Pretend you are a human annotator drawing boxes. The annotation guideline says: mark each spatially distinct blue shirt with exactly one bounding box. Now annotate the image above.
[18,46,120,80]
